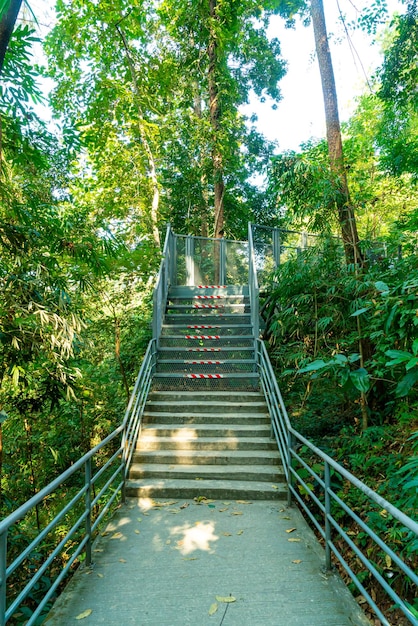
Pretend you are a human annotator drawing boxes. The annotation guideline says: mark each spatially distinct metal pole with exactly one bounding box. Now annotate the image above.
[0,532,7,626]
[324,461,332,570]
[273,228,281,268]
[287,432,293,507]
[185,236,194,286]
[220,238,226,285]
[85,459,92,567]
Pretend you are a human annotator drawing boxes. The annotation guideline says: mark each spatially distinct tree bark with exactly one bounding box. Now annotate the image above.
[193,86,210,237]
[208,0,225,239]
[0,0,22,74]
[310,0,362,265]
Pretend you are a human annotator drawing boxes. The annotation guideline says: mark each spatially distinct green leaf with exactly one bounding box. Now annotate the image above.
[349,368,370,393]
[350,307,369,317]
[395,369,418,398]
[374,281,389,293]
[406,357,418,371]
[385,350,412,366]
[412,339,418,356]
[298,359,327,374]
[385,304,398,333]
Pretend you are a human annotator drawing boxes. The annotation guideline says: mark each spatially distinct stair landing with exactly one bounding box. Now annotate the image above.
[45,499,371,626]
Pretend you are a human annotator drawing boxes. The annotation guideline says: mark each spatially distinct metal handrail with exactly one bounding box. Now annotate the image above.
[0,339,156,626]
[256,339,418,626]
[153,224,173,343]
[248,223,259,342]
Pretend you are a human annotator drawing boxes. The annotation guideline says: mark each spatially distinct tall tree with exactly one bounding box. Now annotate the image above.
[310,0,362,264]
[0,0,22,73]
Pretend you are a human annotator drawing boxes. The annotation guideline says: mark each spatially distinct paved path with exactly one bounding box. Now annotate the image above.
[45,498,370,626]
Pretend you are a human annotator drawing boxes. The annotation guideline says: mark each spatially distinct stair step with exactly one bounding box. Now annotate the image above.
[155,361,256,374]
[157,347,255,360]
[125,478,287,500]
[138,436,277,452]
[141,425,270,437]
[143,412,270,425]
[132,449,280,466]
[144,398,267,413]
[161,325,252,336]
[129,463,284,482]
[164,314,251,324]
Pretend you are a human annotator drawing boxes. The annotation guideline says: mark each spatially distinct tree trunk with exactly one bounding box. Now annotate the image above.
[310,0,362,265]
[208,0,225,239]
[193,87,210,238]
[0,0,22,74]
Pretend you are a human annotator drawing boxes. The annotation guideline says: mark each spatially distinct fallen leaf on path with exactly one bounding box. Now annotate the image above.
[97,573,104,578]
[222,532,232,536]
[288,538,301,543]
[208,603,218,616]
[292,559,302,564]
[180,503,189,509]
[135,530,140,535]
[285,528,296,534]
[236,500,252,504]
[76,609,92,620]
[237,530,244,535]
[219,507,229,512]
[216,596,236,603]
[111,532,123,539]
[232,511,243,516]
[280,516,291,520]
[272,485,279,490]
[137,517,142,522]
[119,558,127,562]
[182,557,198,561]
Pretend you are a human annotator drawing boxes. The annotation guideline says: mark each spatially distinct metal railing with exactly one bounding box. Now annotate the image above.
[248,222,260,344]
[173,233,249,286]
[256,339,418,626]
[153,224,175,343]
[0,340,157,626]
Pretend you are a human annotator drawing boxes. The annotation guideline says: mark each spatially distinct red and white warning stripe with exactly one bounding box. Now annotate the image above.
[187,347,221,352]
[187,325,220,329]
[186,374,224,379]
[185,335,220,340]
[197,285,226,289]
[193,304,224,309]
[195,295,222,299]
[187,360,223,365]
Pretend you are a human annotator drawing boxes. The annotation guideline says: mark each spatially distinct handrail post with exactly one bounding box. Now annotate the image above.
[85,458,92,567]
[220,238,226,285]
[324,461,332,571]
[0,532,7,626]
[273,228,281,268]
[185,235,194,286]
[287,431,294,507]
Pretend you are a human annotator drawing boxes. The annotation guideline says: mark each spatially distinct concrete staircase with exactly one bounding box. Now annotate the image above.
[126,390,285,500]
[126,285,286,501]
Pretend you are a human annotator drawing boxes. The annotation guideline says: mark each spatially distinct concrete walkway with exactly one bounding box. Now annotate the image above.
[45,498,370,626]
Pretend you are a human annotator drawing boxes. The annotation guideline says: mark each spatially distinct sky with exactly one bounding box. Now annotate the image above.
[242,0,405,152]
